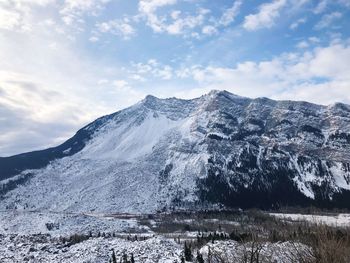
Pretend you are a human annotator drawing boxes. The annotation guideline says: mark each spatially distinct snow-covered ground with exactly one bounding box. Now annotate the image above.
[270,213,350,227]
[0,234,314,263]
[0,210,345,263]
[0,211,149,236]
[0,235,182,263]
[0,234,313,263]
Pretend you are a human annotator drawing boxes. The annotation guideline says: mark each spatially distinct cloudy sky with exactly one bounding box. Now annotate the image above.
[0,0,350,156]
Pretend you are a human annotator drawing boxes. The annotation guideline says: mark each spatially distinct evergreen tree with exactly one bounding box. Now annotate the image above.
[112,249,117,263]
[122,253,128,263]
[184,242,193,261]
[196,251,204,263]
[196,235,201,244]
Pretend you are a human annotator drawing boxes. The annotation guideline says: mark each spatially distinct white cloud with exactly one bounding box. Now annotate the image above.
[165,9,209,35]
[296,40,309,49]
[290,17,306,30]
[138,0,211,37]
[178,41,350,105]
[96,19,136,39]
[202,25,217,35]
[219,0,242,26]
[139,0,177,14]
[138,0,242,37]
[131,74,146,82]
[243,0,287,31]
[337,0,350,8]
[0,7,21,30]
[60,0,111,26]
[89,36,99,42]
[0,70,94,156]
[313,0,328,14]
[129,59,174,80]
[171,10,181,20]
[156,65,173,79]
[289,0,311,9]
[308,36,320,43]
[294,37,320,49]
[314,12,342,30]
[112,80,129,89]
[0,0,55,32]
[0,71,86,124]
[138,0,177,32]
[0,3,144,155]
[1,0,350,156]
[13,0,55,5]
[97,79,109,85]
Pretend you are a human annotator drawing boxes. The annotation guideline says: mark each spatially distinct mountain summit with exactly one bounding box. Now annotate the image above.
[1,90,350,212]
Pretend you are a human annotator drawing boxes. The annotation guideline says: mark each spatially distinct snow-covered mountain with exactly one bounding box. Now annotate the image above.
[1,90,350,213]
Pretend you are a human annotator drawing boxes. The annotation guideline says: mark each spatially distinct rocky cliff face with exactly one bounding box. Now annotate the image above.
[1,90,350,212]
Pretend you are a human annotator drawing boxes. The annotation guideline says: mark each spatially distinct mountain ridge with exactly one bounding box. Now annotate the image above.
[1,89,347,158]
[1,90,350,212]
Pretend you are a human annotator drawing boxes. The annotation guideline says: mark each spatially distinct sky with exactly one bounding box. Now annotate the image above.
[0,0,350,156]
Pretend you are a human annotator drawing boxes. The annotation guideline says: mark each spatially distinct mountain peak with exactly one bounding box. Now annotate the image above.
[205,90,249,101]
[144,94,159,102]
[144,94,158,100]
[207,89,239,97]
[142,94,162,109]
[1,88,350,213]
[142,90,247,104]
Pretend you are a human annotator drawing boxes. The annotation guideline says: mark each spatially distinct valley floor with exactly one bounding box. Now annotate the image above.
[270,212,350,227]
[1,210,350,262]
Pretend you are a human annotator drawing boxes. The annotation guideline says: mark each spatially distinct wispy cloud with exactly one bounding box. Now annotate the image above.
[313,0,328,14]
[138,0,178,32]
[1,0,350,156]
[137,0,242,38]
[171,41,350,105]
[96,18,136,39]
[129,59,174,81]
[218,0,242,26]
[290,17,307,30]
[243,0,287,31]
[0,72,89,156]
[295,40,309,49]
[314,12,342,30]
[60,0,111,26]
[138,0,211,38]
[0,7,21,30]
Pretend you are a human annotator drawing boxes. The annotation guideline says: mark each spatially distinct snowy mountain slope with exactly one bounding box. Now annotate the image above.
[1,90,350,212]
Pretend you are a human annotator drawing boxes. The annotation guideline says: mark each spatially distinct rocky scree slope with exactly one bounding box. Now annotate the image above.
[1,90,350,212]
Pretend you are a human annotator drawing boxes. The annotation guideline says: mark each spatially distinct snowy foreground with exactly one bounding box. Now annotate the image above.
[1,210,348,262]
[0,211,147,236]
[0,235,182,263]
[0,234,309,263]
